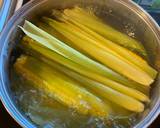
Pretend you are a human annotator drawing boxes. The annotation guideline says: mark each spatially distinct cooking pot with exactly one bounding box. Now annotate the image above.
[0,0,160,128]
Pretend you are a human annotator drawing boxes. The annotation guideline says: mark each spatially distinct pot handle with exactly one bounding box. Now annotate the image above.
[0,0,23,33]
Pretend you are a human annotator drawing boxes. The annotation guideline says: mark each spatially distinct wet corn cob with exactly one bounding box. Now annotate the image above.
[39,56,145,112]
[63,7,147,56]
[14,55,111,117]
[50,13,157,79]
[42,17,153,85]
[21,36,150,103]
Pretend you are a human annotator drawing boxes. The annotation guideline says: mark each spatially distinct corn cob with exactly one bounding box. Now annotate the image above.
[35,24,150,95]
[42,18,153,86]
[63,7,147,57]
[20,21,132,84]
[21,36,150,102]
[14,55,110,117]
[20,21,150,92]
[53,14,157,79]
[39,57,145,112]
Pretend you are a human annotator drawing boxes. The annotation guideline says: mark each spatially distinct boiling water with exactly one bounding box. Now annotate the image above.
[11,70,137,128]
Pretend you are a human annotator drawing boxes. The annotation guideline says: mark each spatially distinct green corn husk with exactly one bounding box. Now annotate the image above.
[20,21,134,86]
[63,7,147,57]
[21,36,150,102]
[42,17,153,86]
[14,55,111,117]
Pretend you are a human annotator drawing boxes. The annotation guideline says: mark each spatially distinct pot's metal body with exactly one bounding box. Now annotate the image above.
[0,0,160,128]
